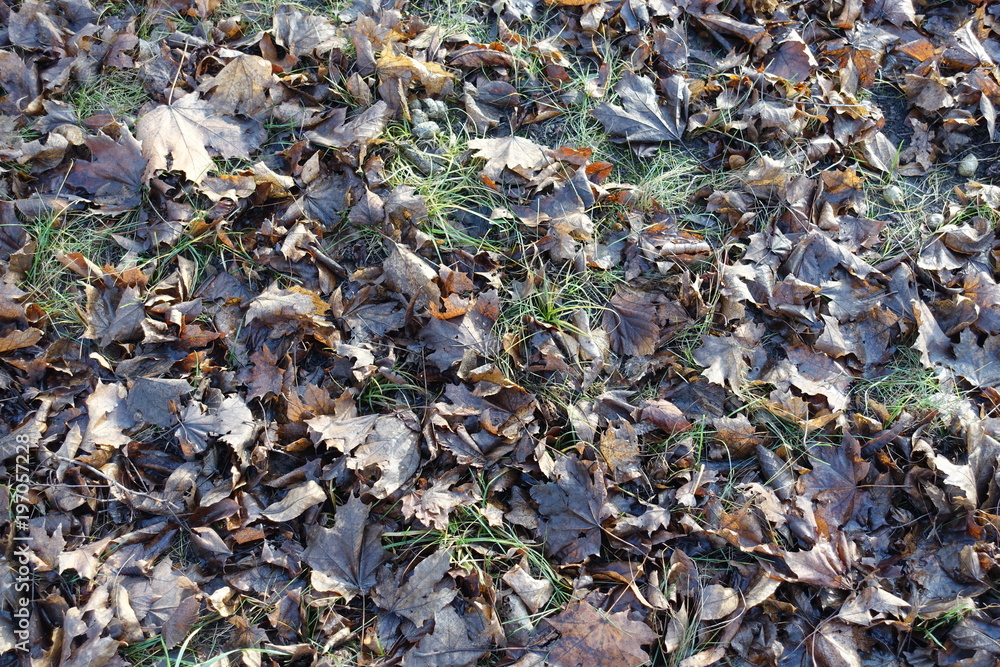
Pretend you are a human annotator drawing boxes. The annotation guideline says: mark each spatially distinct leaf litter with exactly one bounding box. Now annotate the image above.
[2,0,1000,666]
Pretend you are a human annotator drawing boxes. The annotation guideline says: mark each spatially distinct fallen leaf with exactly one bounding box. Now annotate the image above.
[199,54,274,115]
[347,412,422,499]
[127,377,192,429]
[798,433,870,527]
[700,584,739,620]
[783,537,854,590]
[531,454,611,564]
[0,326,42,353]
[66,128,146,211]
[302,494,384,602]
[811,620,862,667]
[261,480,327,522]
[468,135,549,179]
[502,563,553,614]
[377,50,454,98]
[403,606,485,667]
[136,92,266,183]
[593,72,687,144]
[546,601,658,667]
[272,6,344,58]
[765,31,817,82]
[602,290,660,356]
[162,595,200,649]
[374,549,457,633]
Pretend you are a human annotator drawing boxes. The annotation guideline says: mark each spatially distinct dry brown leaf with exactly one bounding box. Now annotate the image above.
[468,135,549,179]
[302,494,383,601]
[377,50,454,97]
[200,54,274,115]
[136,93,265,183]
[593,72,687,144]
[502,563,554,614]
[261,480,327,522]
[603,291,659,356]
[0,326,42,353]
[699,584,740,620]
[546,601,658,667]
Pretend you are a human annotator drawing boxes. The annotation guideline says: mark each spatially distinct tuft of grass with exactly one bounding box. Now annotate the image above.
[70,67,149,121]
[407,0,492,42]
[864,166,953,264]
[383,474,571,620]
[358,366,428,412]
[852,347,960,422]
[382,121,514,258]
[123,624,288,667]
[23,210,141,337]
[912,602,974,650]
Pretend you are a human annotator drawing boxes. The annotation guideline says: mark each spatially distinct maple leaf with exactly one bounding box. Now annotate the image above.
[502,562,554,613]
[948,330,1000,388]
[783,536,855,590]
[347,188,385,226]
[810,620,862,667]
[244,283,329,328]
[377,49,454,97]
[127,377,192,429]
[302,494,384,601]
[84,284,144,346]
[271,5,344,58]
[598,421,641,482]
[401,471,476,530]
[65,128,146,212]
[765,31,817,82]
[700,584,740,620]
[287,164,365,228]
[374,548,457,637]
[546,601,658,667]
[530,454,611,564]
[162,596,201,649]
[639,399,691,434]
[467,135,549,179]
[307,413,379,453]
[837,587,910,626]
[246,344,285,401]
[402,606,485,667]
[175,402,221,457]
[199,54,274,115]
[136,92,266,184]
[82,381,135,451]
[593,72,687,144]
[865,0,915,27]
[446,43,516,69]
[217,395,256,462]
[0,51,39,115]
[693,333,752,393]
[306,101,392,150]
[0,326,42,353]
[420,293,500,369]
[347,412,422,499]
[798,433,870,527]
[602,290,660,356]
[382,240,441,311]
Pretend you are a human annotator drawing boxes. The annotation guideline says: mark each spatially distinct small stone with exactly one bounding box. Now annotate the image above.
[412,121,440,139]
[927,213,945,227]
[409,108,429,126]
[958,153,978,178]
[882,185,903,206]
[424,98,448,120]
